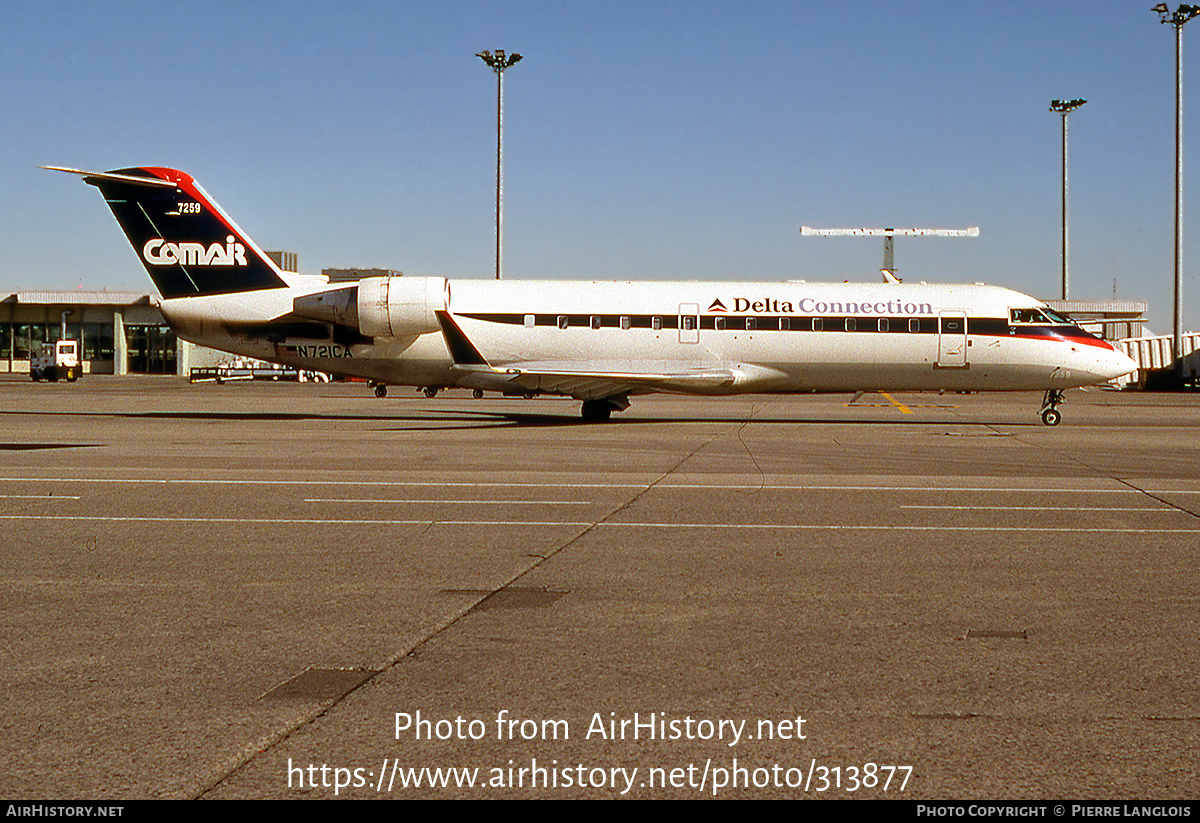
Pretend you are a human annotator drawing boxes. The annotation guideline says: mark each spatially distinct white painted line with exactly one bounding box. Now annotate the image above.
[2,477,1199,494]
[0,494,82,499]
[303,498,592,505]
[900,505,1183,512]
[1,515,1197,533]
[0,477,650,489]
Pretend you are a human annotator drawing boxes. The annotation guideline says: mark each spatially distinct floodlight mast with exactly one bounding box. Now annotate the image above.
[799,226,980,283]
[1153,4,1200,386]
[477,50,523,280]
[1050,99,1086,301]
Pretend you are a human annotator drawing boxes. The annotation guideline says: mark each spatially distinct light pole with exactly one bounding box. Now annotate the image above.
[1050,98,1086,301]
[476,49,522,280]
[1153,4,1200,386]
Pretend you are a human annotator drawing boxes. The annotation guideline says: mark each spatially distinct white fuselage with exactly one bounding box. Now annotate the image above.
[161,278,1138,398]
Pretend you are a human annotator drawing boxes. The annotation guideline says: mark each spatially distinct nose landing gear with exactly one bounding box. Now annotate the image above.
[1040,389,1064,426]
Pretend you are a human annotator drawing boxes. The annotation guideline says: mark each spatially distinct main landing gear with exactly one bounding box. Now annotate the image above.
[581,400,613,421]
[1039,389,1064,426]
[372,384,483,400]
[580,396,630,422]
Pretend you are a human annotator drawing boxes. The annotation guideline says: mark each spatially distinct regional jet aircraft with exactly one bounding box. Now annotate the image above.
[48,166,1136,424]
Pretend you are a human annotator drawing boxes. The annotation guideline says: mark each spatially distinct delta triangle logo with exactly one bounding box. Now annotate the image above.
[707,298,727,312]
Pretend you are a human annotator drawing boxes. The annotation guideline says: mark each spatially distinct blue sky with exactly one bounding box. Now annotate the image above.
[2,0,1197,332]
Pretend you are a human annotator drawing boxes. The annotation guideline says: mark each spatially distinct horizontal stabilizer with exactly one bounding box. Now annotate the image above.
[42,166,179,189]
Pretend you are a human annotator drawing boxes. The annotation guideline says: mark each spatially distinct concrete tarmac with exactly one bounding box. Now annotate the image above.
[1,376,1198,799]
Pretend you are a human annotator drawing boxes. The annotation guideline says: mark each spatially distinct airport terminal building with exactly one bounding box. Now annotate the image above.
[0,252,314,376]
[0,262,401,377]
[0,290,204,376]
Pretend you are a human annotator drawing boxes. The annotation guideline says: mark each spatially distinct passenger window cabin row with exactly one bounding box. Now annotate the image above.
[531,315,930,333]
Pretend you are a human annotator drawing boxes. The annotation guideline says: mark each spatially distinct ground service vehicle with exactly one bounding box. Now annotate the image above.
[30,340,79,382]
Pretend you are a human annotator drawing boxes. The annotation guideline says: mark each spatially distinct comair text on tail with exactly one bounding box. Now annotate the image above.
[47,165,1138,424]
[44,166,289,298]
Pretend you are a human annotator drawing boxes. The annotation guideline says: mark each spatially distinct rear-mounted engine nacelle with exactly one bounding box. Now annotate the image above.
[356,276,448,338]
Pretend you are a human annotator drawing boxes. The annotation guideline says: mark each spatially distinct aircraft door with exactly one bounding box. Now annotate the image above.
[678,303,700,344]
[937,311,968,367]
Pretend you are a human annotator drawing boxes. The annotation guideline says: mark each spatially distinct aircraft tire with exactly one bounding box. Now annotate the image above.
[581,400,613,422]
[374,385,388,398]
[1040,408,1061,426]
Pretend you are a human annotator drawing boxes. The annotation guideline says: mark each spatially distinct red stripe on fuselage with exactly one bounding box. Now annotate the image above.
[1005,328,1116,350]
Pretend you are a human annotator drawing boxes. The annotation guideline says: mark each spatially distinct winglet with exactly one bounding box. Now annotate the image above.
[435,311,492,368]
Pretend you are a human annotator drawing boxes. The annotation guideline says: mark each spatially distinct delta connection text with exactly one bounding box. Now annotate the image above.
[710,296,934,315]
[394,709,806,746]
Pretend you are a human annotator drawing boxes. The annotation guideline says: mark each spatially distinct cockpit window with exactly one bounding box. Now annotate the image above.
[1009,307,1074,325]
[1010,308,1050,324]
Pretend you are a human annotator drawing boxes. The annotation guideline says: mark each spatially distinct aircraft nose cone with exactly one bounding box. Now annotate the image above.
[1100,346,1138,381]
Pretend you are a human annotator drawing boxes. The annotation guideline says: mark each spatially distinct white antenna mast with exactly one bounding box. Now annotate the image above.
[800,226,979,283]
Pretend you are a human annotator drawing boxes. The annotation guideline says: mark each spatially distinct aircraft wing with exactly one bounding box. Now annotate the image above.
[491,363,741,400]
[435,311,744,400]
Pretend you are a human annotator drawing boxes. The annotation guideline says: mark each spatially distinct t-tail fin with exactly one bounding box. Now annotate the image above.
[45,166,289,299]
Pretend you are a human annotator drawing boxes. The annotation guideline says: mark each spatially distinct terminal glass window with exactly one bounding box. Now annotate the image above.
[83,323,114,360]
[13,324,43,360]
[125,324,177,374]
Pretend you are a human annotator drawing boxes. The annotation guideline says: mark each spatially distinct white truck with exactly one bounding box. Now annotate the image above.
[30,340,80,382]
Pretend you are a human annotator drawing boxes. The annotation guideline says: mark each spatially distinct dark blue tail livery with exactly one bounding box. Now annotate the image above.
[47,166,288,299]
